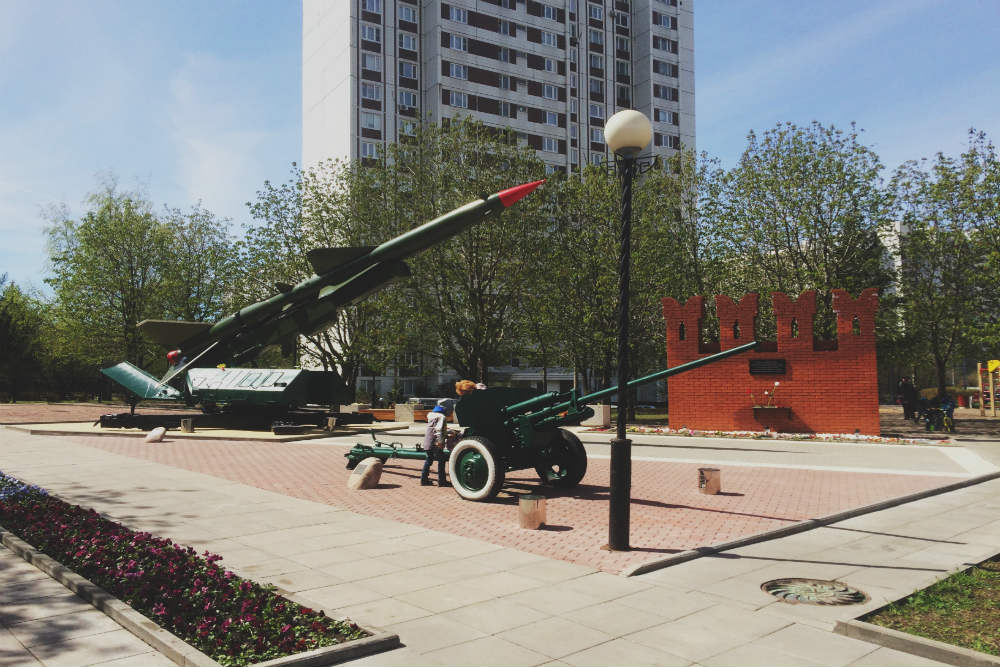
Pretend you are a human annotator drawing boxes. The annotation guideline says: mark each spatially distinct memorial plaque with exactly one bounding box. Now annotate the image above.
[750,359,786,375]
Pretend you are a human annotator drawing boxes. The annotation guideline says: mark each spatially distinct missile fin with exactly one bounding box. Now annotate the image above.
[138,319,213,347]
[307,246,377,275]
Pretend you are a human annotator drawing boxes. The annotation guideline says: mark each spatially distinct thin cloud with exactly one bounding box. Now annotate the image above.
[699,0,936,124]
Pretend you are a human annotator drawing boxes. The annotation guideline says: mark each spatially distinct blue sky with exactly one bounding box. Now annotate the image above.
[1,0,998,292]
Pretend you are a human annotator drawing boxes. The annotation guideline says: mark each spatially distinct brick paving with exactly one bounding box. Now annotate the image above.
[0,402,184,424]
[61,434,952,575]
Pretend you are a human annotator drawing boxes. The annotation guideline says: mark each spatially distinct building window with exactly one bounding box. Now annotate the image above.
[570,47,578,61]
[542,4,556,19]
[615,10,629,27]
[590,127,603,142]
[616,85,630,106]
[400,61,417,78]
[589,152,603,166]
[362,0,381,13]
[571,99,578,113]
[616,60,630,77]
[589,29,603,45]
[499,19,514,36]
[450,34,468,51]
[653,36,678,53]
[570,73,578,88]
[589,78,604,95]
[450,91,469,108]
[499,101,511,117]
[653,59,679,77]
[499,74,511,90]
[500,0,515,8]
[449,63,468,79]
[398,5,417,22]
[499,46,513,62]
[399,119,417,136]
[615,35,629,52]
[361,141,377,158]
[361,82,382,100]
[361,112,381,130]
[399,32,417,50]
[543,84,558,100]
[589,53,603,70]
[668,135,680,149]
[653,84,678,101]
[570,123,577,138]
[588,3,603,20]
[543,137,558,152]
[654,108,679,124]
[545,111,558,125]
[589,102,604,118]
[449,6,467,22]
[398,90,417,108]
[362,53,381,70]
[361,24,381,43]
[544,58,555,72]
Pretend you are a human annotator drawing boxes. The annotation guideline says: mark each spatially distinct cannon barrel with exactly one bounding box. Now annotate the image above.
[505,341,759,424]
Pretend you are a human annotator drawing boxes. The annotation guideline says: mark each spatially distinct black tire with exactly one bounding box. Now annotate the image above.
[535,428,588,488]
[448,436,505,501]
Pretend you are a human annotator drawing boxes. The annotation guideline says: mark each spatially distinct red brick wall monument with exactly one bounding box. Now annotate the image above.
[661,289,880,435]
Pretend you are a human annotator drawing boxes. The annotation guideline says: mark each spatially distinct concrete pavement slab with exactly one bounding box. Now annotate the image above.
[423,635,550,667]
[560,638,691,666]
[496,615,613,659]
[26,628,162,666]
[384,614,486,653]
[845,646,952,666]
[750,622,878,666]
[437,598,550,635]
[559,599,672,636]
[699,642,824,667]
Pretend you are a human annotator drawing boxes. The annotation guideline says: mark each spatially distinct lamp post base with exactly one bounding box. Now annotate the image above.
[608,436,632,551]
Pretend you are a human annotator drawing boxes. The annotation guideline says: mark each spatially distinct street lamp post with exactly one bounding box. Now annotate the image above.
[604,110,653,552]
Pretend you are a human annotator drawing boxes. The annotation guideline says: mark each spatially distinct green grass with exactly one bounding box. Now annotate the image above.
[862,556,1000,656]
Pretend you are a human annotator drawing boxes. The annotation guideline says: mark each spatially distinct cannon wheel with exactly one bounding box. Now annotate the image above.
[535,428,588,488]
[448,436,505,501]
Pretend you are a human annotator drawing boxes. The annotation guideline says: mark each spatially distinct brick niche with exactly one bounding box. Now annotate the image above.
[661,289,880,435]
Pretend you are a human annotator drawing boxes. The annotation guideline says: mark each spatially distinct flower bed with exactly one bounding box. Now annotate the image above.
[583,425,945,445]
[0,471,368,666]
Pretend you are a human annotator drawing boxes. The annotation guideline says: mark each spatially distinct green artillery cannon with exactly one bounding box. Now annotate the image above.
[345,341,757,501]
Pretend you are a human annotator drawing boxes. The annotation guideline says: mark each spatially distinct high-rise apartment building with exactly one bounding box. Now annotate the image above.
[303,0,694,171]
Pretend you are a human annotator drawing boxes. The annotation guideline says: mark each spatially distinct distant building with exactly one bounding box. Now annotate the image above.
[303,0,695,172]
[302,0,692,399]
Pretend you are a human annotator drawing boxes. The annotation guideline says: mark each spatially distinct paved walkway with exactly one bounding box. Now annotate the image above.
[0,544,172,666]
[1,426,998,665]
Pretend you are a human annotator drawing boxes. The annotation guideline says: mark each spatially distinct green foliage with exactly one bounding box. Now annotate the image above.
[710,121,895,337]
[891,130,997,394]
[0,276,46,401]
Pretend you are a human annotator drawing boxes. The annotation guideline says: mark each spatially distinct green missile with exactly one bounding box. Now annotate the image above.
[126,179,545,372]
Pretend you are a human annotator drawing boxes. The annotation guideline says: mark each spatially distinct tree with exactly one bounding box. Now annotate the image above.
[45,184,171,369]
[892,145,992,394]
[0,276,46,402]
[713,122,894,337]
[160,205,240,323]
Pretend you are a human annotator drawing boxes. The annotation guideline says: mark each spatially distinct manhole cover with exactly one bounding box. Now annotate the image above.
[761,578,869,605]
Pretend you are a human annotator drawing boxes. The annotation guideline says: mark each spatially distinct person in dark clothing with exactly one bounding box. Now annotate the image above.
[897,377,918,420]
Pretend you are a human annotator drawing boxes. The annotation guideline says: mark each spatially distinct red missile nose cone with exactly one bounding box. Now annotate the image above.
[497,179,545,208]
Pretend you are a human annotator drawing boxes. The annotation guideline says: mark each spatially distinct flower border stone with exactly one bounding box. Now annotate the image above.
[0,527,400,667]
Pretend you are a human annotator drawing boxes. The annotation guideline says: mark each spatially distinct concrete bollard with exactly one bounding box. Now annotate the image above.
[347,457,384,490]
[180,418,194,433]
[518,494,546,529]
[144,427,166,443]
[698,468,721,495]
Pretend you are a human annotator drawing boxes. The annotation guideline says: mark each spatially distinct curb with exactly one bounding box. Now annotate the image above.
[623,469,1000,576]
[0,529,400,666]
[835,619,1000,667]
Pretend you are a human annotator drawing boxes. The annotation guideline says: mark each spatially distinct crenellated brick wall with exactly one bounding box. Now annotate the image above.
[661,289,880,435]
